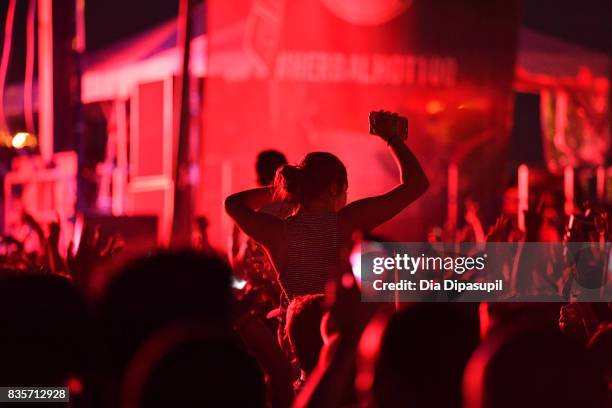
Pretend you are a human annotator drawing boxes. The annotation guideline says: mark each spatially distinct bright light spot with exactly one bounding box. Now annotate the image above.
[349,249,361,284]
[72,214,84,255]
[426,100,445,115]
[66,377,84,394]
[11,132,29,148]
[232,278,247,290]
[341,273,354,289]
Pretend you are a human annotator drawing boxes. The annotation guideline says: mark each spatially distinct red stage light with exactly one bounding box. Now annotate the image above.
[11,132,37,149]
[65,377,84,395]
[425,99,445,115]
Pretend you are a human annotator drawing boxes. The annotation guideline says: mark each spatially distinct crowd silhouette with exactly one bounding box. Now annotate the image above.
[0,111,609,407]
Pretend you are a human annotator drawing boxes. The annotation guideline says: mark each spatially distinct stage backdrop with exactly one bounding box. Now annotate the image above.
[202,0,520,249]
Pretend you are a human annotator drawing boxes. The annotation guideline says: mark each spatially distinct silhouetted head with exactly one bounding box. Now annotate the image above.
[122,323,266,408]
[275,152,348,210]
[0,273,94,387]
[357,304,479,408]
[586,324,612,392]
[464,328,607,408]
[96,251,233,374]
[480,302,560,339]
[256,149,287,186]
[285,294,325,375]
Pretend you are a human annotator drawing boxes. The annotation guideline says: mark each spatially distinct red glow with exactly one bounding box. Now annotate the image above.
[341,272,355,289]
[24,0,36,133]
[517,164,529,232]
[478,302,490,339]
[564,166,574,216]
[356,311,392,394]
[426,99,445,115]
[66,377,84,395]
[38,0,55,160]
[447,163,458,233]
[0,0,17,132]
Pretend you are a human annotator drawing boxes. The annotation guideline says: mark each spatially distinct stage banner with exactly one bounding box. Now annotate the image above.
[203,0,520,248]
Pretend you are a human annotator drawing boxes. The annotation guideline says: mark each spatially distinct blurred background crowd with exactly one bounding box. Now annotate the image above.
[0,0,610,406]
[0,147,609,407]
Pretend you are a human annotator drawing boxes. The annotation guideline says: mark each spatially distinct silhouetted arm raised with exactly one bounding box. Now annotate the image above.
[224,187,283,248]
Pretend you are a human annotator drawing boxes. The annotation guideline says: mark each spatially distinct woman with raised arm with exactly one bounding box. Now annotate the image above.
[225,111,429,299]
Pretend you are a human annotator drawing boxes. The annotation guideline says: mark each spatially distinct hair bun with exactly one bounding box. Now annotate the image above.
[274,165,303,203]
[273,152,347,205]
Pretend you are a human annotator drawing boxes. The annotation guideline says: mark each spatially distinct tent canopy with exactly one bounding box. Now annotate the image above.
[518,27,609,78]
[4,14,610,111]
[515,27,609,93]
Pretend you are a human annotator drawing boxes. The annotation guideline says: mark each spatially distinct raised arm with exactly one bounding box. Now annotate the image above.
[340,129,429,234]
[224,187,283,248]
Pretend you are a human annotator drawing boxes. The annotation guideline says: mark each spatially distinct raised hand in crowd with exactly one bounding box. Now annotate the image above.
[462,198,486,243]
[559,302,602,346]
[67,225,123,286]
[486,216,513,243]
[46,220,66,275]
[22,211,47,255]
[524,196,545,242]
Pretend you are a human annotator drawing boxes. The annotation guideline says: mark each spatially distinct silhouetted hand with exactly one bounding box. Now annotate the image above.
[464,199,480,226]
[22,211,46,252]
[524,198,544,241]
[46,221,66,274]
[486,216,511,243]
[67,225,123,285]
[559,303,599,345]
[326,246,377,340]
[371,110,404,142]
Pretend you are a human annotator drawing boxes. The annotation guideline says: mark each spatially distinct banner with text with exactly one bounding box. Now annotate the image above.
[204,0,520,247]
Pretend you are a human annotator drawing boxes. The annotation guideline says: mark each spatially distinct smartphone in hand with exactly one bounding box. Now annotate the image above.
[369,111,408,140]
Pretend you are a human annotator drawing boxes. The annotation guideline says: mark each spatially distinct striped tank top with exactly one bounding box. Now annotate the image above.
[281,210,341,299]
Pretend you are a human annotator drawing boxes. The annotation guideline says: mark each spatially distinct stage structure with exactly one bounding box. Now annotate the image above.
[204,0,522,245]
[3,1,205,246]
[2,1,610,250]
